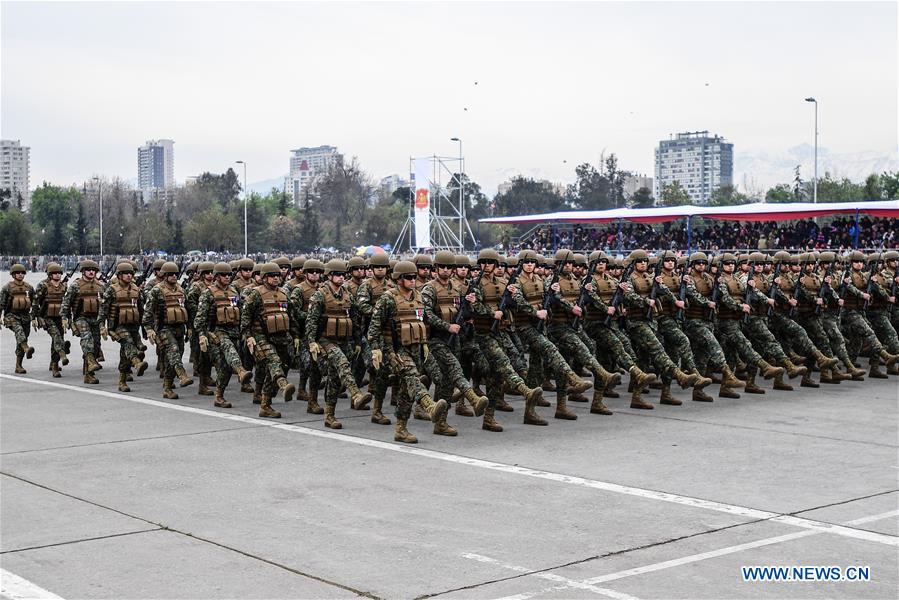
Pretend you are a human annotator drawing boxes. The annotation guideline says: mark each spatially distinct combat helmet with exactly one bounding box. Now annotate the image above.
[477,249,501,264]
[303,259,325,273]
[10,263,26,274]
[393,260,417,277]
[115,262,135,274]
[160,261,179,275]
[80,259,100,271]
[324,259,347,275]
[46,262,63,274]
[214,262,232,275]
[259,262,281,277]
[369,253,389,267]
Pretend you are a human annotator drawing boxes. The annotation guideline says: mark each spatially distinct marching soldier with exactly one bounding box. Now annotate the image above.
[186,261,215,395]
[142,261,195,397]
[356,253,393,415]
[368,260,449,443]
[305,259,373,429]
[413,254,434,290]
[240,262,298,417]
[60,260,104,383]
[343,256,368,388]
[98,262,149,392]
[289,258,325,414]
[1,263,36,373]
[285,256,306,291]
[865,253,899,375]
[194,262,252,407]
[840,251,899,377]
[32,262,71,375]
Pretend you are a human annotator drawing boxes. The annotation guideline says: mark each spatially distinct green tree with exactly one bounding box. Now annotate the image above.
[765,183,793,203]
[74,199,88,254]
[268,215,298,251]
[276,187,290,216]
[311,158,374,248]
[660,181,691,206]
[881,171,899,200]
[814,172,866,202]
[185,206,241,251]
[569,163,612,210]
[298,189,321,251]
[0,208,33,254]
[603,154,627,208]
[493,177,566,216]
[171,220,184,253]
[708,184,750,206]
[629,186,654,208]
[30,183,80,253]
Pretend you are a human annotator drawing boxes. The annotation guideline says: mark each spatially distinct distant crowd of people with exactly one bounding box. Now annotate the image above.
[518,217,898,254]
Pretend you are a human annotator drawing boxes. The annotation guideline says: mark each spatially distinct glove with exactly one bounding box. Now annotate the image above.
[35,317,45,330]
[422,343,430,361]
[245,336,257,355]
[199,335,208,352]
[100,326,108,341]
[187,328,194,339]
[294,338,302,354]
[146,329,158,345]
[309,342,323,362]
[354,345,362,358]
[371,348,383,370]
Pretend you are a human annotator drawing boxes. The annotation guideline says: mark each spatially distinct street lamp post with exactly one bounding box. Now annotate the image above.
[236,160,248,256]
[450,137,463,248]
[93,177,103,256]
[805,97,818,203]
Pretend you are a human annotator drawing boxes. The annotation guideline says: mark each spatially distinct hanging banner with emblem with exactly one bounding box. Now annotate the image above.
[413,158,431,249]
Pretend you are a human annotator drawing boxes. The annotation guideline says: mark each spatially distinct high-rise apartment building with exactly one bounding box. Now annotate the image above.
[654,131,733,203]
[289,145,343,201]
[137,139,175,190]
[1,139,31,210]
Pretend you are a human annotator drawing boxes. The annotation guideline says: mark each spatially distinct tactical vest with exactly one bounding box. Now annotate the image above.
[513,273,544,322]
[749,274,770,316]
[428,278,461,323]
[841,270,867,310]
[627,272,655,321]
[685,271,713,320]
[415,276,431,292]
[718,275,744,320]
[659,270,680,316]
[320,284,353,340]
[6,280,32,313]
[110,281,141,325]
[366,277,389,306]
[211,283,240,327]
[584,274,613,321]
[344,278,362,299]
[473,275,507,332]
[869,272,889,310]
[382,288,427,346]
[798,274,821,314]
[254,285,290,334]
[75,277,104,317]
[285,277,303,291]
[43,280,66,317]
[232,277,253,292]
[551,276,580,323]
[159,283,188,325]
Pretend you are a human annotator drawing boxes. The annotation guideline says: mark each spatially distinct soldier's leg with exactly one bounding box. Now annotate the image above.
[841,311,884,366]
[869,311,899,354]
[501,329,527,375]
[822,313,857,372]
[743,317,789,365]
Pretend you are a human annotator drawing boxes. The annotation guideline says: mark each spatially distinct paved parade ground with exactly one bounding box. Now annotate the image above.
[1,275,897,600]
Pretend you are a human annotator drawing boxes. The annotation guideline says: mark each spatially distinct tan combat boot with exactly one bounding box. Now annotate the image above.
[524,389,549,424]
[887,364,899,376]
[482,406,503,432]
[433,410,458,436]
[83,358,99,384]
[394,418,418,443]
[590,389,614,414]
[630,387,653,410]
[541,376,556,392]
[464,388,488,417]
[781,359,807,379]
[162,377,178,399]
[773,370,794,391]
[198,376,214,396]
[603,379,620,398]
[831,367,852,381]
[756,360,784,380]
[240,381,255,393]
[744,372,765,394]
[214,387,232,408]
[505,382,523,397]
[276,377,296,402]
[659,383,682,406]
[252,380,264,404]
[14,354,26,374]
[553,393,577,420]
[495,394,515,412]
[51,361,61,378]
[174,365,194,387]
[800,371,819,388]
[845,361,866,380]
[673,368,700,389]
[58,350,69,366]
[629,365,656,389]
[689,370,713,390]
[18,342,34,359]
[788,351,807,366]
[323,404,341,428]
[85,352,101,374]
[718,384,740,399]
[594,365,622,391]
[879,349,899,368]
[413,402,431,421]
[818,368,839,384]
[118,372,131,392]
[259,395,281,418]
[419,395,449,424]
[567,372,592,395]
[307,386,324,413]
[693,387,714,402]
[453,390,475,417]
[720,365,745,388]
[813,350,839,370]
[371,397,391,425]
[568,391,589,403]
[351,386,372,410]
[131,357,148,377]
[869,362,888,379]
[235,366,252,385]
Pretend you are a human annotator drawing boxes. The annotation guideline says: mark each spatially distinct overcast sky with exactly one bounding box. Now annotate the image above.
[2,1,896,194]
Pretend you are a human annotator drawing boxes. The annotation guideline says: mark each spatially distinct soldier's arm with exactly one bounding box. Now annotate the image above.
[509,286,538,317]
[239,290,260,340]
[30,283,45,319]
[842,273,866,299]
[469,284,494,318]
[356,283,374,317]
[622,275,644,308]
[142,287,159,330]
[194,289,212,336]
[0,285,9,318]
[421,284,450,332]
[683,277,710,308]
[870,275,891,300]
[717,281,743,311]
[97,286,114,324]
[59,285,77,320]
[304,293,324,343]
[367,294,392,351]
[288,286,305,329]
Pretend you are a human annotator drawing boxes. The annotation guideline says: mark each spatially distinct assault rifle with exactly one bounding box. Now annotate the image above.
[863,254,881,313]
[492,261,524,335]
[571,257,600,330]
[890,267,898,317]
[98,260,115,284]
[450,267,485,341]
[767,261,783,318]
[61,262,79,284]
[136,259,154,287]
[604,262,635,327]
[815,259,836,316]
[537,261,563,334]
[646,257,665,321]
[675,267,687,323]
[789,256,811,318]
[743,262,759,325]
[708,261,721,322]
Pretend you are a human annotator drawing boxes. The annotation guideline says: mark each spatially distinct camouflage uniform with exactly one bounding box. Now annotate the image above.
[194,278,248,402]
[623,269,680,377]
[767,270,820,360]
[867,266,899,355]
[582,269,637,371]
[290,277,324,402]
[32,274,69,367]
[186,274,214,389]
[1,271,35,370]
[241,282,298,401]
[715,271,764,369]
[98,275,145,375]
[355,275,393,404]
[742,270,790,365]
[142,276,193,389]
[682,270,728,375]
[655,266,698,374]
[60,273,104,375]
[421,276,476,402]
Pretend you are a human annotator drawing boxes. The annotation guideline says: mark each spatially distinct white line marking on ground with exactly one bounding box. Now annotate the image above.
[463,554,640,600]
[0,568,65,600]
[3,374,897,549]
[468,510,899,599]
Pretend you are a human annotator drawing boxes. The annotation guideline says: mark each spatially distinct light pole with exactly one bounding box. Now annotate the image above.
[236,160,247,256]
[805,97,818,203]
[450,137,463,248]
[93,176,103,256]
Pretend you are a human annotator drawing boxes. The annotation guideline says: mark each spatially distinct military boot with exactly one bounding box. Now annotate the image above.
[567,372,592,395]
[720,365,745,388]
[85,352,101,374]
[14,354,26,374]
[241,381,255,393]
[772,370,794,391]
[59,350,69,366]
[869,362,888,379]
[788,351,807,366]
[505,382,523,397]
[419,395,449,424]
[818,368,840,384]
[198,376,214,396]
[673,368,699,389]
[453,390,475,417]
[253,380,264,404]
[131,357,149,377]
[744,373,765,394]
[19,342,34,360]
[235,367,252,385]
[718,381,741,398]
[174,365,194,387]
[276,377,296,402]
[887,364,899,376]
[781,359,807,379]
[495,395,515,412]
[756,360,784,380]
[259,395,281,419]
[464,388,488,417]
[117,372,131,392]
[482,406,503,432]
[846,361,866,380]
[603,380,620,398]
[629,365,656,390]
[394,418,418,443]
[567,391,589,403]
[371,397,391,425]
[800,371,819,388]
[879,349,899,368]
[630,388,653,410]
[51,361,61,378]
[692,387,714,402]
[433,410,458,436]
[813,350,839,370]
[214,387,232,408]
[523,389,549,424]
[126,371,134,382]
[541,376,557,392]
[351,386,372,410]
[413,402,431,421]
[832,367,853,381]
[552,391,577,420]
[162,377,178,399]
[659,383,682,405]
[307,387,324,414]
[323,404,341,428]
[590,390,614,414]
[688,370,713,390]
